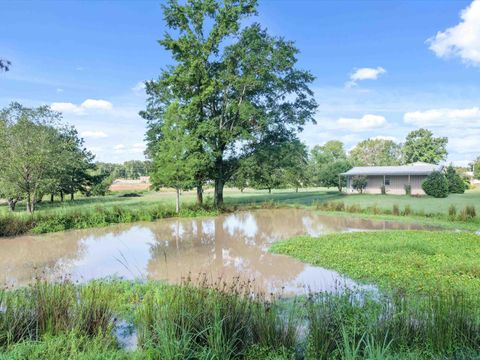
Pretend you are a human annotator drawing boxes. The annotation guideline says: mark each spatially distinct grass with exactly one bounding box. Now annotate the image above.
[1,187,479,236]
[0,278,479,359]
[270,231,480,298]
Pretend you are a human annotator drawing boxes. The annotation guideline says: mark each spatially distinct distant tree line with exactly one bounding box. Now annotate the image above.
[95,160,151,180]
[0,103,101,213]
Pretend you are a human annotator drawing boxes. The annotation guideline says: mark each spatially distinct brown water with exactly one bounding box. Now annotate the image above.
[0,209,437,294]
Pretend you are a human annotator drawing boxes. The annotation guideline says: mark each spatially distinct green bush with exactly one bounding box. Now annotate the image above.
[392,204,400,216]
[445,165,466,194]
[404,184,411,196]
[380,185,386,195]
[448,204,457,219]
[352,176,368,194]
[422,171,448,198]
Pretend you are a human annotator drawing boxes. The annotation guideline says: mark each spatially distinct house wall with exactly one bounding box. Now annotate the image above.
[347,175,427,195]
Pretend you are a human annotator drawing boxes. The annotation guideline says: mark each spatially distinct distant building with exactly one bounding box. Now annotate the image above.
[340,162,443,195]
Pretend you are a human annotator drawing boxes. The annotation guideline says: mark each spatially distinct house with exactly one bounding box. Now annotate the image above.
[340,162,443,195]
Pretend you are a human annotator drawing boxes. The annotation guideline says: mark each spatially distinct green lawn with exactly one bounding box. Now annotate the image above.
[2,186,478,215]
[271,231,480,297]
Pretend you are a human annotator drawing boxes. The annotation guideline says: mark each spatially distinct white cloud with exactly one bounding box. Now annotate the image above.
[114,144,125,150]
[428,0,480,66]
[81,99,113,110]
[337,114,387,131]
[81,131,108,138]
[132,143,146,153]
[346,67,386,87]
[404,107,480,127]
[51,102,82,114]
[56,88,64,93]
[50,99,113,115]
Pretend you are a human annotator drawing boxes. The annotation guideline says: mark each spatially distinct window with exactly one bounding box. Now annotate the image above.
[384,176,390,186]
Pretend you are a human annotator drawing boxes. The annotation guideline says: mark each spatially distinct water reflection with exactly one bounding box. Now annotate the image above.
[0,209,436,294]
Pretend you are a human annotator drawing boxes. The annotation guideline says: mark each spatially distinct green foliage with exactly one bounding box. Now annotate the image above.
[317,159,352,191]
[404,183,411,196]
[142,0,317,206]
[349,138,402,166]
[445,164,466,194]
[422,171,448,198]
[352,175,368,193]
[402,128,448,164]
[271,231,480,297]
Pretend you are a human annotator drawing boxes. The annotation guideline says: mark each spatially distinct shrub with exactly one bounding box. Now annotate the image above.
[458,206,476,221]
[404,184,411,196]
[448,205,457,219]
[422,171,448,198]
[392,205,400,216]
[346,204,362,213]
[445,165,466,194]
[380,185,386,195]
[352,176,368,194]
[403,205,412,216]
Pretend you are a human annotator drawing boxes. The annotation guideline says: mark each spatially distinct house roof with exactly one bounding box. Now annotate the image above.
[340,162,443,176]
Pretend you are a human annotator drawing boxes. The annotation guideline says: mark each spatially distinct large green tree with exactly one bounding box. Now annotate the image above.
[350,138,402,166]
[402,128,448,164]
[318,160,352,191]
[142,0,317,207]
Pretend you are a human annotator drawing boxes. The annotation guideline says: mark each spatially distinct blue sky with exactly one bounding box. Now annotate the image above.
[1,0,479,164]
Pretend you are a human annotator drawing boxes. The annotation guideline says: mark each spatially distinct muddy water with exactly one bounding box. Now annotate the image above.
[0,209,436,294]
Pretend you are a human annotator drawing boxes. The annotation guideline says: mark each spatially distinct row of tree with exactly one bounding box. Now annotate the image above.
[95,160,151,180]
[0,103,99,213]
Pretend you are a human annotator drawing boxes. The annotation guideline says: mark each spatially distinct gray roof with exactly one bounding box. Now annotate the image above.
[340,162,443,176]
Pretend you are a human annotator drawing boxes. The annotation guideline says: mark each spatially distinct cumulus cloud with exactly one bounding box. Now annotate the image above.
[336,114,387,131]
[346,67,386,87]
[404,107,480,127]
[81,131,108,138]
[428,0,480,66]
[51,99,113,115]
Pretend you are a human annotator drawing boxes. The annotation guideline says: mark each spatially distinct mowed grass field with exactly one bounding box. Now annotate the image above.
[1,186,479,216]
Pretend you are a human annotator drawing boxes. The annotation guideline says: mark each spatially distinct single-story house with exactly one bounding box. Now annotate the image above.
[340,162,443,195]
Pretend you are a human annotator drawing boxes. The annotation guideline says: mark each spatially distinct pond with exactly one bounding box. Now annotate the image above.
[0,209,437,295]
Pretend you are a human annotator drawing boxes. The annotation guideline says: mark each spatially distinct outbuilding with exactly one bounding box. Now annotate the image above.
[340,162,443,195]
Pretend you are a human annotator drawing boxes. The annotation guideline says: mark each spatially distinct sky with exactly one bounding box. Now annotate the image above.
[1,0,480,165]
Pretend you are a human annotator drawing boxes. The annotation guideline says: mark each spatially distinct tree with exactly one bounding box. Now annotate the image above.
[280,140,309,192]
[473,156,480,180]
[142,0,317,207]
[445,164,466,194]
[0,59,11,72]
[150,103,197,213]
[0,103,62,213]
[318,160,352,191]
[422,171,448,198]
[352,176,368,194]
[311,140,347,165]
[350,138,402,166]
[402,128,447,164]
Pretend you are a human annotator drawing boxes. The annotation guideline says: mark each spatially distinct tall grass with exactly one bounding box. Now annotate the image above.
[0,203,220,237]
[1,279,479,359]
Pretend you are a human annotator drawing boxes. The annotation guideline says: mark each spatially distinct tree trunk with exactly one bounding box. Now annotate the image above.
[268,188,271,194]
[240,188,244,193]
[7,198,17,212]
[70,192,74,201]
[196,185,203,206]
[26,192,34,214]
[60,191,64,202]
[50,194,54,203]
[214,179,224,208]
[295,186,299,193]
[175,188,180,213]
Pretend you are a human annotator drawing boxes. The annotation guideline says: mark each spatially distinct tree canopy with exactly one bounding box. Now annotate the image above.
[403,128,448,164]
[350,138,402,166]
[142,0,317,207]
